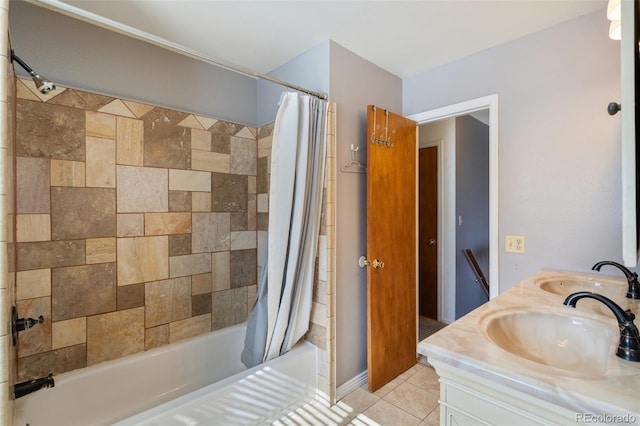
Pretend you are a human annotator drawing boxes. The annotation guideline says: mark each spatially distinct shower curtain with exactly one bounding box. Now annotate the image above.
[242,92,328,367]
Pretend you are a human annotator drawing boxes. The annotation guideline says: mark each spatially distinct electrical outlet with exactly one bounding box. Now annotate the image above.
[505,235,525,254]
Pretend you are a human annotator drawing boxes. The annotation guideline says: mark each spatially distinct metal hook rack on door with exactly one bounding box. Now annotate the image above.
[370,106,396,147]
[340,144,367,174]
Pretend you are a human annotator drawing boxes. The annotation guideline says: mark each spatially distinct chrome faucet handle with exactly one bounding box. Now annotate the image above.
[591,260,640,300]
[564,292,640,362]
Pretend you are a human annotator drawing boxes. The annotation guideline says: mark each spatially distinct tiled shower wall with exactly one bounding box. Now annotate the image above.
[14,77,262,381]
[317,102,336,402]
[13,76,337,404]
[1,3,16,422]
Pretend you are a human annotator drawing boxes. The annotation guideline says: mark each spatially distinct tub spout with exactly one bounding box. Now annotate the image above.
[16,315,44,332]
[564,292,640,362]
[14,374,54,399]
[591,260,640,299]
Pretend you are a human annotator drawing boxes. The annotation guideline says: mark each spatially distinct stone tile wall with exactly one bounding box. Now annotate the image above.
[14,78,262,381]
[1,10,16,423]
[312,102,336,403]
[12,77,337,405]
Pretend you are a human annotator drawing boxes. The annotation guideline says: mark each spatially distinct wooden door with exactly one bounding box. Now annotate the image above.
[366,105,417,391]
[419,147,438,319]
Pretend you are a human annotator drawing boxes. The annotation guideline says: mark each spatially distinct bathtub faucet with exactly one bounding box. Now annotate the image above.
[591,260,640,299]
[14,373,55,399]
[564,292,640,362]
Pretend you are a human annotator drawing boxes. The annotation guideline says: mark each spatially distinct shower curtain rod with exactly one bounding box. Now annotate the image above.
[24,0,328,100]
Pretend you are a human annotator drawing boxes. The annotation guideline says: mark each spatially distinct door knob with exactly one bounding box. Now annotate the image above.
[428,239,436,246]
[372,259,385,268]
[608,102,621,116]
[359,256,385,269]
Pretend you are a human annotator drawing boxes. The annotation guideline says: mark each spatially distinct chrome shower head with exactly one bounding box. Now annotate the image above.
[10,51,56,94]
[28,71,56,95]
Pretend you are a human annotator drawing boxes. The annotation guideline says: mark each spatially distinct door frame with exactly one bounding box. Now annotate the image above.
[409,94,499,323]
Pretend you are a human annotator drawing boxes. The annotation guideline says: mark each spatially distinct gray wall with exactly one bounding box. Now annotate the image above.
[9,1,257,125]
[329,41,402,387]
[404,8,624,290]
[257,41,330,126]
[237,38,402,388]
[455,116,489,318]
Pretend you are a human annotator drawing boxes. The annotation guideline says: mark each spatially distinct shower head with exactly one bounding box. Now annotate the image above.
[10,51,56,94]
[29,71,55,95]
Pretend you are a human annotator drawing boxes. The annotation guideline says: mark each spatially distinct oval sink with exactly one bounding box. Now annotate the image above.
[479,309,615,378]
[535,277,627,300]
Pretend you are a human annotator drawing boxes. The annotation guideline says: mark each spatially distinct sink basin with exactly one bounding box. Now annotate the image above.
[479,309,615,378]
[535,277,627,300]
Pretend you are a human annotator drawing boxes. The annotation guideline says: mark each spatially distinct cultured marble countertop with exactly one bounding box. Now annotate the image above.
[418,268,640,418]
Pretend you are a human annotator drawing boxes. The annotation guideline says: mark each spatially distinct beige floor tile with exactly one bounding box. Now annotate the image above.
[362,399,421,426]
[406,365,440,396]
[383,381,439,419]
[340,387,380,416]
[420,405,440,426]
[331,403,368,425]
[371,375,403,398]
[397,363,422,381]
[273,360,441,426]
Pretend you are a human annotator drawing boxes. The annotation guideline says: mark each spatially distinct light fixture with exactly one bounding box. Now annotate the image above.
[10,50,56,94]
[607,0,621,20]
[607,0,622,40]
[610,19,622,40]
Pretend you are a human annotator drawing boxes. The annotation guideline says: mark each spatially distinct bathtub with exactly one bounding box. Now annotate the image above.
[13,323,318,426]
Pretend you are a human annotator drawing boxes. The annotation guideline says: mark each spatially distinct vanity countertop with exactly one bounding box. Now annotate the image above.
[418,269,640,418]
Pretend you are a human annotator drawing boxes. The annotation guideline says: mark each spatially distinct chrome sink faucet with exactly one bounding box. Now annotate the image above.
[564,292,640,362]
[591,260,640,299]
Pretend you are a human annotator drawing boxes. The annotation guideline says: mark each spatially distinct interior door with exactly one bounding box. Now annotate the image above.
[366,105,417,391]
[419,147,438,319]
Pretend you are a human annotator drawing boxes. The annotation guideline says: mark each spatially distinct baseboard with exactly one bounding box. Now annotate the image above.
[441,316,454,325]
[336,370,368,401]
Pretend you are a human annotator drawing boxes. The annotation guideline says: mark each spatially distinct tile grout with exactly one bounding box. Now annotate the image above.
[336,361,441,425]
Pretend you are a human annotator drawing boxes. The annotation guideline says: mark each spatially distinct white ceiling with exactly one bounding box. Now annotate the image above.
[53,0,607,79]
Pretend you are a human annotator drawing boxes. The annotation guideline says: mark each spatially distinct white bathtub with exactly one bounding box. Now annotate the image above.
[13,323,318,426]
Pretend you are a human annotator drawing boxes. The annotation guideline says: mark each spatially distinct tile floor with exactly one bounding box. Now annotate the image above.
[275,362,440,425]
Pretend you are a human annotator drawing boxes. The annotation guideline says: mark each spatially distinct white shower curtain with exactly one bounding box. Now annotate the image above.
[242,92,328,367]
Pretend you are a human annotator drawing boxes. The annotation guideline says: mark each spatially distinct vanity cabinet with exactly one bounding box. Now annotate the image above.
[432,360,585,425]
[419,269,640,426]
